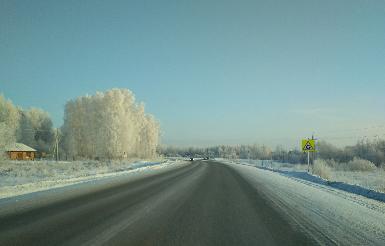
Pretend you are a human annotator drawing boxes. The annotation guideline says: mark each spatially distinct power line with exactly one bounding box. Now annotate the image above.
[318,134,385,141]
[317,124,385,135]
[20,128,54,132]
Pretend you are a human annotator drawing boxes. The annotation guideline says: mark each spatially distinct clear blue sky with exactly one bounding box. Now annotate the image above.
[1,0,385,148]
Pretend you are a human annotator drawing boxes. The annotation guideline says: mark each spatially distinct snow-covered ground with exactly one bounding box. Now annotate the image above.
[221,158,385,201]
[226,162,385,245]
[0,158,187,199]
[330,170,385,193]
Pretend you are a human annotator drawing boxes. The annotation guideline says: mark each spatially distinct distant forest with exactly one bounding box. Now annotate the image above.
[159,140,385,167]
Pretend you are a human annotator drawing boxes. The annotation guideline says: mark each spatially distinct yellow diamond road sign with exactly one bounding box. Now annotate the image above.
[302,139,316,152]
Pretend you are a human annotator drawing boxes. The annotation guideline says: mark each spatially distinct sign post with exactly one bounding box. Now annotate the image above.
[302,139,316,172]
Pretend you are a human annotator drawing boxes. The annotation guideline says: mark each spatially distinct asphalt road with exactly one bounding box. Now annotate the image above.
[0,161,316,245]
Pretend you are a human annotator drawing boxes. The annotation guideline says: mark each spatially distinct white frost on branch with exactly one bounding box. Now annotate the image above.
[0,95,55,155]
[61,88,160,159]
[0,95,20,154]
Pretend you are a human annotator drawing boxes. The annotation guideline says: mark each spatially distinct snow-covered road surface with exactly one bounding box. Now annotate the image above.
[228,162,385,245]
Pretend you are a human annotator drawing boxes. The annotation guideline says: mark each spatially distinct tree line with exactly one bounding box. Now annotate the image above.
[0,88,160,160]
[159,140,385,167]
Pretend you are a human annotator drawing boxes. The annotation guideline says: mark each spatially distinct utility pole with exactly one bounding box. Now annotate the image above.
[307,147,310,172]
[54,128,60,162]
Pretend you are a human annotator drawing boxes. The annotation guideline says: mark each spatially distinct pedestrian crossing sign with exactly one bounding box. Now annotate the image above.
[302,139,316,152]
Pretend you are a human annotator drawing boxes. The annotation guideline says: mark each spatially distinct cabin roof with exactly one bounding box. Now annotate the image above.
[5,143,37,152]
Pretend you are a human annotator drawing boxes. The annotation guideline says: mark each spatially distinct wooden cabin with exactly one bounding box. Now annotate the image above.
[5,143,37,160]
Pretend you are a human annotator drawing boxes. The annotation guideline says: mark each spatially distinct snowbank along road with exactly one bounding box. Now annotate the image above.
[0,160,384,245]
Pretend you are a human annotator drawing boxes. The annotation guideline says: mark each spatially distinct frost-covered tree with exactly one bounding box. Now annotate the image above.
[62,88,160,159]
[16,108,55,153]
[0,94,55,156]
[159,144,273,160]
[0,95,20,152]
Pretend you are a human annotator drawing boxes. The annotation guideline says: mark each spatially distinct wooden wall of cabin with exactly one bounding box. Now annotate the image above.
[8,151,35,160]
